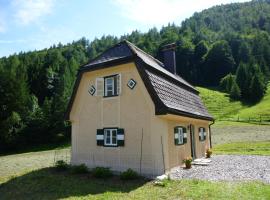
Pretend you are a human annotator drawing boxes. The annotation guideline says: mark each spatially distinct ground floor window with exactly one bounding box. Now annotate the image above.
[174,126,187,145]
[96,128,125,147]
[199,127,206,141]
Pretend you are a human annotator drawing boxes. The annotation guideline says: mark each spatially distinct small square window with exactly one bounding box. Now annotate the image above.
[127,79,136,89]
[88,85,96,95]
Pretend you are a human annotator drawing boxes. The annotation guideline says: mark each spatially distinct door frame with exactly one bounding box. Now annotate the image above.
[190,124,196,159]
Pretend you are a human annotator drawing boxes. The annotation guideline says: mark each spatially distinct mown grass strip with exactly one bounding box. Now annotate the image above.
[213,141,270,156]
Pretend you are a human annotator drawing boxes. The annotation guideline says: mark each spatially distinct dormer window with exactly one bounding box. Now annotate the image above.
[96,74,121,97]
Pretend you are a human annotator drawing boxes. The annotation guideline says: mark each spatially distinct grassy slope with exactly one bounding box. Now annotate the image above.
[197,83,270,120]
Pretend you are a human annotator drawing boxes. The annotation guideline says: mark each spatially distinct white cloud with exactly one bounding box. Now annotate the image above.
[113,0,250,27]
[12,0,54,25]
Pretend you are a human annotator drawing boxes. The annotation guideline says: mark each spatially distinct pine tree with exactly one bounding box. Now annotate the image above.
[230,80,241,100]
[236,62,250,99]
[249,65,266,102]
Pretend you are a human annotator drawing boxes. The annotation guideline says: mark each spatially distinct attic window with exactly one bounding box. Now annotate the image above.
[127,79,136,89]
[88,85,96,95]
[95,74,121,97]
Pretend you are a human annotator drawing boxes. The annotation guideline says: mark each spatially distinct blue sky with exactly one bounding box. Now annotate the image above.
[0,0,250,57]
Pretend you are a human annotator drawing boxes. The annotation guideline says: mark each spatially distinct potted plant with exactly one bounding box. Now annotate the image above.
[206,148,212,158]
[183,156,193,169]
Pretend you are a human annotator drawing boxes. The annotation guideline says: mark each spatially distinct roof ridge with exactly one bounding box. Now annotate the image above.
[83,40,134,67]
[124,40,164,67]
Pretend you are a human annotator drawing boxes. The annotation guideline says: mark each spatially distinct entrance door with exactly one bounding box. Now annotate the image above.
[190,124,196,159]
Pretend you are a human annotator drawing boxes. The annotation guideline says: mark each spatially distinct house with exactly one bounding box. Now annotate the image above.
[65,40,214,176]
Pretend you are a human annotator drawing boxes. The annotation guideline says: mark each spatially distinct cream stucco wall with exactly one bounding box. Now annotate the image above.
[160,114,210,170]
[69,62,211,176]
[70,62,168,176]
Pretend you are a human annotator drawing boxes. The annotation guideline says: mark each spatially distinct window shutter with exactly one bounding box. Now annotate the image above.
[96,78,104,96]
[183,127,187,143]
[116,74,121,95]
[96,129,104,146]
[174,127,179,145]
[117,128,124,146]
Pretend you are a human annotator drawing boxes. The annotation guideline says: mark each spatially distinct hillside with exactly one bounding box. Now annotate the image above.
[198,82,270,122]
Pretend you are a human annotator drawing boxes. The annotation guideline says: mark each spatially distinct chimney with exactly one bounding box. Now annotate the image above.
[161,43,177,74]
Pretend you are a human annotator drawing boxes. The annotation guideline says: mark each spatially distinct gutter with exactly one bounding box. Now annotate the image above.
[209,120,215,148]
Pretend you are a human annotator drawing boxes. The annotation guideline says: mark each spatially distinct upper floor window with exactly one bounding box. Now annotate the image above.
[96,74,121,97]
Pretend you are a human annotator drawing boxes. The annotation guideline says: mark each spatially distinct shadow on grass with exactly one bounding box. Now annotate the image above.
[0,167,148,200]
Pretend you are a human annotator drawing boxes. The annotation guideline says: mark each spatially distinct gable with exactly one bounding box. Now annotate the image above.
[68,62,154,122]
[66,40,213,121]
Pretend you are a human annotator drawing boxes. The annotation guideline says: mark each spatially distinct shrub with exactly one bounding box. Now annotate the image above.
[55,160,69,171]
[70,164,89,174]
[120,168,139,180]
[206,148,212,158]
[92,167,113,178]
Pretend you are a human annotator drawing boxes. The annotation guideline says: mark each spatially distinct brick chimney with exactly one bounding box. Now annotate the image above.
[161,43,177,74]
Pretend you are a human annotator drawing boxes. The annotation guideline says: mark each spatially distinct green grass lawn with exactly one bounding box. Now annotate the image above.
[213,141,270,155]
[0,167,269,200]
[197,83,270,122]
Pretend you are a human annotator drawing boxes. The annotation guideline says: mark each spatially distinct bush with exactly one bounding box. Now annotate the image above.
[206,148,213,158]
[92,167,113,178]
[55,160,69,171]
[120,168,139,180]
[70,164,89,174]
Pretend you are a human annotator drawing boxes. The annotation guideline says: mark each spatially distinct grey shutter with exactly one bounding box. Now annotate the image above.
[116,74,121,95]
[117,128,124,146]
[183,127,187,143]
[96,78,104,96]
[203,128,206,140]
[96,129,104,146]
[174,127,179,145]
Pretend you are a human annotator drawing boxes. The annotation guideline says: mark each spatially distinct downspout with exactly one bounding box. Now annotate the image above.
[209,120,215,148]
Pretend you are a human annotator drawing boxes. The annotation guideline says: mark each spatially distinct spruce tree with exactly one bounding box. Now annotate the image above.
[249,72,265,102]
[230,80,241,100]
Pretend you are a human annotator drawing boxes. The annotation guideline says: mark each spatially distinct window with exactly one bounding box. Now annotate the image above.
[96,128,125,147]
[104,129,117,146]
[105,76,115,96]
[127,79,136,89]
[95,74,121,97]
[174,126,187,145]
[199,127,206,141]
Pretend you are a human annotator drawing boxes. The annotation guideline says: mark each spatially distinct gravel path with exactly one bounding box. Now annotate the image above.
[170,155,270,184]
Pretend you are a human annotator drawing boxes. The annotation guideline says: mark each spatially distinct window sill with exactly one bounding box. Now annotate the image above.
[103,95,119,98]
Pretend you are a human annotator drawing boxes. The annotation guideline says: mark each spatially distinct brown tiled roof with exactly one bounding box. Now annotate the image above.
[66,40,213,121]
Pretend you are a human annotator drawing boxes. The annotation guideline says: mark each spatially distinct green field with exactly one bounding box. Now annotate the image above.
[213,141,270,155]
[197,83,270,122]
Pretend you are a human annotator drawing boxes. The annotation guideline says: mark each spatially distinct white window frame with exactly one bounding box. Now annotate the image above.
[177,127,184,145]
[104,128,117,146]
[104,76,115,97]
[199,127,206,141]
